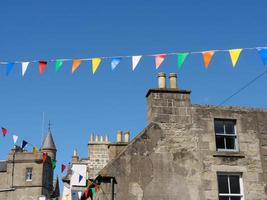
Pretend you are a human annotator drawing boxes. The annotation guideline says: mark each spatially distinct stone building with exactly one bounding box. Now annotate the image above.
[98,72,267,200]
[62,132,130,199]
[0,128,59,200]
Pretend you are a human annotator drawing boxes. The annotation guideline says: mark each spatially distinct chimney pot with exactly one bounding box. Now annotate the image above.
[124,131,130,143]
[158,72,166,89]
[95,135,99,142]
[169,73,177,89]
[105,135,109,142]
[100,135,103,142]
[116,130,122,142]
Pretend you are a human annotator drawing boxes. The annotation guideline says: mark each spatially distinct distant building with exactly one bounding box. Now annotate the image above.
[62,132,130,199]
[98,72,267,200]
[0,128,59,200]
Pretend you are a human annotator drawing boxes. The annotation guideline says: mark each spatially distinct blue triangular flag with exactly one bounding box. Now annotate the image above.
[258,48,267,65]
[79,174,83,183]
[6,63,14,76]
[22,140,28,149]
[72,192,76,199]
[111,58,121,70]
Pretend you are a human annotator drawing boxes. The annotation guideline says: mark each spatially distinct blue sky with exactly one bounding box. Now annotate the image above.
[0,0,267,189]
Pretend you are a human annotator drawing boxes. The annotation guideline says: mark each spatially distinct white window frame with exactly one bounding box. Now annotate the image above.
[26,167,33,181]
[217,173,244,200]
[214,119,239,152]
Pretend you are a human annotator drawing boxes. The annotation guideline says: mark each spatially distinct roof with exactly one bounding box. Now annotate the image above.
[41,128,57,151]
[0,161,7,172]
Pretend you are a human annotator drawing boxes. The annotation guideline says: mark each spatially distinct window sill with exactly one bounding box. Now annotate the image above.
[213,151,245,158]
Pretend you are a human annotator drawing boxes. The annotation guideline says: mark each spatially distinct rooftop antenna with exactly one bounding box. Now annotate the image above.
[41,112,45,146]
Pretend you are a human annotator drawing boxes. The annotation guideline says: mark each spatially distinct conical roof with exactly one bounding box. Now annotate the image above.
[41,128,57,150]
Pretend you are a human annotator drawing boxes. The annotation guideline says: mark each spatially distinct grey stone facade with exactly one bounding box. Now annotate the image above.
[99,74,267,200]
[0,129,59,200]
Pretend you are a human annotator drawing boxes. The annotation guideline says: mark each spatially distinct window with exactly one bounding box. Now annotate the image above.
[217,173,244,200]
[214,119,238,151]
[26,168,33,181]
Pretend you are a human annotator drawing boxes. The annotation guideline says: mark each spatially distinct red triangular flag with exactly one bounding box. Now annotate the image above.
[39,61,47,75]
[61,164,66,173]
[155,54,166,69]
[42,152,47,162]
[1,127,7,136]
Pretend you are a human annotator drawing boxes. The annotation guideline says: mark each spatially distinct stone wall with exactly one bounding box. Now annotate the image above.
[100,89,267,200]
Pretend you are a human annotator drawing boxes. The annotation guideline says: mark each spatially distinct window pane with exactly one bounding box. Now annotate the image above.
[215,120,224,133]
[225,137,236,150]
[230,197,241,200]
[229,176,240,194]
[219,197,229,200]
[218,175,229,193]
[225,121,235,135]
[216,136,225,149]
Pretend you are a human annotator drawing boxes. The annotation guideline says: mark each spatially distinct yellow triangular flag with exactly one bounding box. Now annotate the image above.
[92,58,101,74]
[229,49,242,67]
[33,147,38,154]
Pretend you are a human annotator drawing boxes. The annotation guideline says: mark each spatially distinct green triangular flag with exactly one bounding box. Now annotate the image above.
[55,59,63,72]
[52,159,57,169]
[51,198,57,200]
[177,53,189,70]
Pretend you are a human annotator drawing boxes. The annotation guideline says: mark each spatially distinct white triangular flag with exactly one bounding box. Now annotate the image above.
[12,135,18,144]
[78,191,82,199]
[22,62,30,76]
[132,56,142,71]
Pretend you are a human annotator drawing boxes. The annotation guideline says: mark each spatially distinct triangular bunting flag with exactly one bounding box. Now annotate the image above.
[22,140,28,149]
[229,49,242,67]
[78,191,82,199]
[22,62,30,76]
[55,59,63,72]
[132,56,142,71]
[33,147,38,153]
[52,159,57,169]
[39,61,47,75]
[61,164,66,173]
[92,58,101,74]
[65,194,69,200]
[1,127,7,136]
[12,135,18,144]
[51,198,57,200]
[111,58,121,70]
[79,175,83,183]
[177,53,189,70]
[6,63,14,76]
[155,54,166,69]
[202,51,215,69]
[42,152,48,162]
[258,48,267,65]
[72,59,82,74]
[72,192,76,199]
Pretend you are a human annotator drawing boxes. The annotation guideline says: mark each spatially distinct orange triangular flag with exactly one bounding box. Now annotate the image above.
[155,54,166,69]
[202,51,215,68]
[42,152,47,162]
[72,60,82,73]
[39,61,47,75]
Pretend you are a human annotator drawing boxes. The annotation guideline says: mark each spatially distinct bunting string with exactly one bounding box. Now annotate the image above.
[0,46,266,75]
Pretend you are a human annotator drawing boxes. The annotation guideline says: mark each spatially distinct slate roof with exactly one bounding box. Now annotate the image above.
[41,128,57,150]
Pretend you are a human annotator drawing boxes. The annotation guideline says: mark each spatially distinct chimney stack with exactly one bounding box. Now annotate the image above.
[169,73,177,89]
[158,72,166,89]
[124,131,130,143]
[116,130,122,143]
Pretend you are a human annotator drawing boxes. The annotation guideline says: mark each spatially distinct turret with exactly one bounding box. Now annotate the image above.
[41,128,57,160]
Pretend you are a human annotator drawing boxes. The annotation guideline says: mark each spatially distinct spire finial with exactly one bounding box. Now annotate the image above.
[48,120,52,130]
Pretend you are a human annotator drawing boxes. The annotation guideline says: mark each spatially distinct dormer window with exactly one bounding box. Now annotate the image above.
[214,119,238,151]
